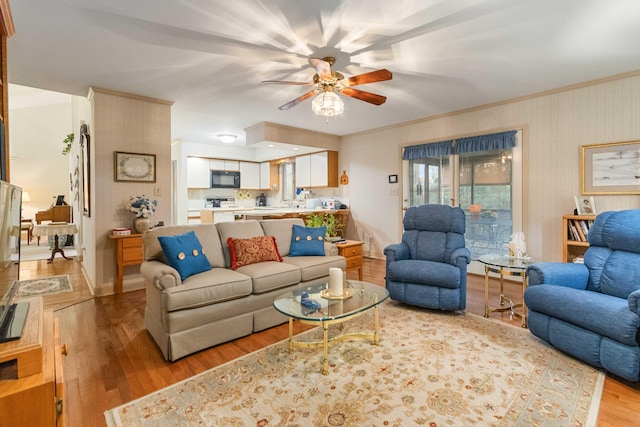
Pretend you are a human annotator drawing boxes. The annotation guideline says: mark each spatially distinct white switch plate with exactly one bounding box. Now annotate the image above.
[154,186,161,196]
[389,187,398,196]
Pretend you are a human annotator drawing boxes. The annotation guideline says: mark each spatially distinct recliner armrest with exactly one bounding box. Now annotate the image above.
[140,259,182,290]
[629,290,640,315]
[526,262,589,289]
[384,243,409,262]
[451,247,471,265]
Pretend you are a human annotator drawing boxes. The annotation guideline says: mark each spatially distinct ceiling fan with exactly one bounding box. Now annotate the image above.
[262,57,392,116]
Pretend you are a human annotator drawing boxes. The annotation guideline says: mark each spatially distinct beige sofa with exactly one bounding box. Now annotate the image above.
[140,218,346,361]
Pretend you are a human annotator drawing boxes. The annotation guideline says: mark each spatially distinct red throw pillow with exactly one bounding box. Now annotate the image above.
[227,236,283,270]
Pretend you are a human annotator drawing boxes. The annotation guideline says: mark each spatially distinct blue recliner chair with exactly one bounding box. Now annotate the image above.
[384,204,471,311]
[525,209,640,382]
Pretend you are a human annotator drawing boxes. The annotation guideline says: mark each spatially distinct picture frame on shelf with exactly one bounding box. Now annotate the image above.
[574,195,596,216]
[114,151,156,182]
[581,140,640,195]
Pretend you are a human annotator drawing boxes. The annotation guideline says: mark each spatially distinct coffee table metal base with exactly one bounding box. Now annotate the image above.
[286,304,381,375]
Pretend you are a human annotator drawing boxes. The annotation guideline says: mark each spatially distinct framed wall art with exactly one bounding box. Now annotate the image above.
[115,151,156,182]
[581,140,640,195]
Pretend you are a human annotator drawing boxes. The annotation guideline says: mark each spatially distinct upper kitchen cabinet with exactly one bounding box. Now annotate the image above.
[240,161,260,189]
[186,157,211,188]
[210,159,240,171]
[259,162,271,190]
[296,151,338,188]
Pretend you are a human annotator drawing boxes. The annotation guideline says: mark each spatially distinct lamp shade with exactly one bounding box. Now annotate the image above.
[21,191,31,202]
[312,91,344,117]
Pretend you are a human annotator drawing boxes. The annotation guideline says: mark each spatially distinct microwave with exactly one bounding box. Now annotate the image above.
[211,170,241,188]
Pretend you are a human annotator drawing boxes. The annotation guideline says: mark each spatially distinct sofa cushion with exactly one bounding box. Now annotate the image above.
[227,236,283,270]
[289,224,326,256]
[216,220,265,268]
[161,267,253,312]
[525,284,640,347]
[157,231,212,281]
[235,261,301,294]
[283,255,347,282]
[143,224,226,268]
[260,218,305,256]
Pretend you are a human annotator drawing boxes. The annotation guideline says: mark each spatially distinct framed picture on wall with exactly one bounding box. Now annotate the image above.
[581,140,640,195]
[574,195,596,216]
[80,123,91,217]
[114,151,156,182]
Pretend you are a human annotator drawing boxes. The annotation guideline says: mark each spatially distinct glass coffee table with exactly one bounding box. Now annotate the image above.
[273,281,389,375]
[478,254,536,328]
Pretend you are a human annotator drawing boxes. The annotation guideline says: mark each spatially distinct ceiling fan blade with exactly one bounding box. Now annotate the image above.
[278,90,319,110]
[341,69,393,87]
[309,57,332,81]
[340,88,387,105]
[262,80,313,86]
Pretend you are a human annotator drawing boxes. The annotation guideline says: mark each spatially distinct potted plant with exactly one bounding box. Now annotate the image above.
[305,212,343,239]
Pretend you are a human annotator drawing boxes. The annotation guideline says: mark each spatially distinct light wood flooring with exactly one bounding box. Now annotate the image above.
[20,257,640,427]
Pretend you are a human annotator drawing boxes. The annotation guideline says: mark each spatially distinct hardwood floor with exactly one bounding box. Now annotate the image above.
[20,257,639,426]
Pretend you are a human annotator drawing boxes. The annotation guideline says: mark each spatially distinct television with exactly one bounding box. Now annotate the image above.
[0,180,28,343]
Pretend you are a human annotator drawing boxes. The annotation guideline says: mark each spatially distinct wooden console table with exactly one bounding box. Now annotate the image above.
[109,234,144,294]
[335,240,364,280]
[0,299,67,426]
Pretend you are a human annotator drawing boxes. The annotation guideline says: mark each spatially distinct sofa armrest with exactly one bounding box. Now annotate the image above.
[324,242,338,256]
[526,262,589,289]
[629,290,640,315]
[384,243,409,263]
[140,260,182,290]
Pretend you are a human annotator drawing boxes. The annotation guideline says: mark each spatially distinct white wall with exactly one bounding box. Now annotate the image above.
[340,73,640,261]
[8,100,72,219]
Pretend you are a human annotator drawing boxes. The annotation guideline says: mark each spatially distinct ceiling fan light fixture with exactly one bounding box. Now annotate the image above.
[312,91,344,117]
[217,133,237,144]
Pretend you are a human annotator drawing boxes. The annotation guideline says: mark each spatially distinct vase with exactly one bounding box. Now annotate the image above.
[133,217,152,234]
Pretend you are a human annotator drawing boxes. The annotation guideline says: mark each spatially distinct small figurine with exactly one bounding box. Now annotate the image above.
[300,292,321,310]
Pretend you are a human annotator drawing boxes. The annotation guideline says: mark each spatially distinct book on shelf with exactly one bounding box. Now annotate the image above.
[573,220,586,241]
[572,255,585,263]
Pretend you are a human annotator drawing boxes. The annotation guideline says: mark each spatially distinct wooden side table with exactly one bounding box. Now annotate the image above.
[109,234,144,294]
[335,240,364,280]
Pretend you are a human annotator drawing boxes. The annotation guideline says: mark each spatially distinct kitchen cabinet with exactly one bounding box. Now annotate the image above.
[210,159,240,171]
[259,162,271,190]
[186,157,211,188]
[295,151,338,188]
[295,154,311,187]
[240,161,260,189]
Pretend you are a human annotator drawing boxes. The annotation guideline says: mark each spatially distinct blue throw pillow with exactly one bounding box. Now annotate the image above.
[158,231,212,281]
[289,224,326,256]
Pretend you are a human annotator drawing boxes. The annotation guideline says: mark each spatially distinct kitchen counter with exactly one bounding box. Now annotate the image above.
[200,207,349,223]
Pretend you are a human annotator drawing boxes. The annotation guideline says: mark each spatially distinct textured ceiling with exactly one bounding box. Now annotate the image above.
[8,0,640,147]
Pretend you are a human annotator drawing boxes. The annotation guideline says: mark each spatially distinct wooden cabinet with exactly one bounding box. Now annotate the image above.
[186,157,210,188]
[109,234,144,293]
[562,214,595,263]
[0,301,67,427]
[239,161,260,189]
[335,240,364,280]
[295,151,338,188]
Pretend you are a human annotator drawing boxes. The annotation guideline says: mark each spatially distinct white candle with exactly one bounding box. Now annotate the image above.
[329,267,343,297]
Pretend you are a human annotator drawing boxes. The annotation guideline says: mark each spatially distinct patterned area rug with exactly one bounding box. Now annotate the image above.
[104,302,604,427]
[15,275,73,297]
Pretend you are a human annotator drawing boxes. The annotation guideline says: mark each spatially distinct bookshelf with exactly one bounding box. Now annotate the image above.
[562,214,595,263]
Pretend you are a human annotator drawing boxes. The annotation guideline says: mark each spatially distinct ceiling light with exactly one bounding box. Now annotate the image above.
[217,134,237,144]
[267,144,275,148]
[312,91,344,117]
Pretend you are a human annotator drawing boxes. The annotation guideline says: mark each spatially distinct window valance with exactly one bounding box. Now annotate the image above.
[402,130,517,159]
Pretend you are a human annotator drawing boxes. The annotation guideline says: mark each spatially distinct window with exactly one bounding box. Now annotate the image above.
[405,130,519,260]
[281,162,295,201]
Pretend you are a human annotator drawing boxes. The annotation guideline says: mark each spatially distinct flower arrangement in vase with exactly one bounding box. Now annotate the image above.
[128,195,158,233]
